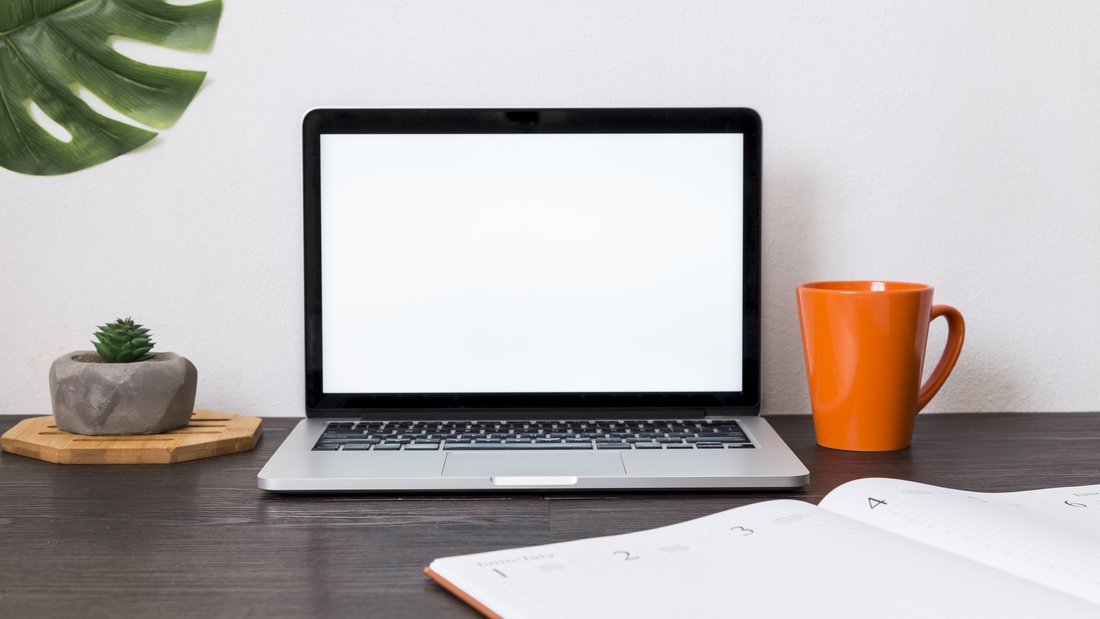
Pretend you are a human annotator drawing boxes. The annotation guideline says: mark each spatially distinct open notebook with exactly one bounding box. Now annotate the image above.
[426,478,1100,618]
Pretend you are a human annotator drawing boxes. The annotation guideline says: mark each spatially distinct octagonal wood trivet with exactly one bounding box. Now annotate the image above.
[0,409,262,464]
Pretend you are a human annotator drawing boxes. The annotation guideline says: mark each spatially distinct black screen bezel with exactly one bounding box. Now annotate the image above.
[303,108,762,419]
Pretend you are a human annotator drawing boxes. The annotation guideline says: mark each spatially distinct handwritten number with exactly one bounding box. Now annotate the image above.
[613,550,639,561]
[730,526,754,536]
[493,568,508,578]
[1065,500,1087,508]
[868,497,887,509]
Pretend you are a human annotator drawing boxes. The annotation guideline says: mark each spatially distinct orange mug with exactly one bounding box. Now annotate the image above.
[795,281,965,451]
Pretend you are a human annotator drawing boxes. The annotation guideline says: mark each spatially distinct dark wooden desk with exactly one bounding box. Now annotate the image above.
[1,413,1097,618]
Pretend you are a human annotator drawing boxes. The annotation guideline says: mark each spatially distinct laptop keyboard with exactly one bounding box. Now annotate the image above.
[312,419,753,451]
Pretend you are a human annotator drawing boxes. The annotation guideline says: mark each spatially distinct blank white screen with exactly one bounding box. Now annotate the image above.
[320,133,743,393]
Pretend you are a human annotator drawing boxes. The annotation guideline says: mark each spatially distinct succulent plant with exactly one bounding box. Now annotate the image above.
[91,318,156,363]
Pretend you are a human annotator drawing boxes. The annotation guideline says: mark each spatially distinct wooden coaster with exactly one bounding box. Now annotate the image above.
[0,409,262,464]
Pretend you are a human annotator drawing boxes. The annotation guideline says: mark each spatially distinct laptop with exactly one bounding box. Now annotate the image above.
[258,108,809,491]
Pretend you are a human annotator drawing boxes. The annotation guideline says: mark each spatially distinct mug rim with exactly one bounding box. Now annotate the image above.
[797,280,932,294]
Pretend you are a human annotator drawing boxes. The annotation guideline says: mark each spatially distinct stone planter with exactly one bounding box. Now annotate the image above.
[49,351,198,435]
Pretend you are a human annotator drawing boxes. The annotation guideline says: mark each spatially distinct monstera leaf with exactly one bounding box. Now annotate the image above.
[0,0,222,175]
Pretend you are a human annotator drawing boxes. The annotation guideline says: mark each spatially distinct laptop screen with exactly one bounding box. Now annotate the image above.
[304,109,761,413]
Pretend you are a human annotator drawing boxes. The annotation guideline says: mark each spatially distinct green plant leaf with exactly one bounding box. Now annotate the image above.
[0,0,222,175]
[92,341,113,361]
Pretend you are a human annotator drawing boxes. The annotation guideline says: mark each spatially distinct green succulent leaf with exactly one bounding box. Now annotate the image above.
[92,317,156,362]
[0,0,223,175]
[92,340,113,361]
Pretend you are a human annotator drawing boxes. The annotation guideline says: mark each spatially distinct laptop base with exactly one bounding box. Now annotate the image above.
[258,416,808,492]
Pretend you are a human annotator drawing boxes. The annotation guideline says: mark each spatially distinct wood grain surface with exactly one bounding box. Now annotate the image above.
[0,413,1096,618]
[0,410,262,464]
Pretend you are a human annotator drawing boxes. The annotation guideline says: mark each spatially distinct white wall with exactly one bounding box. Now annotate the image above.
[2,0,1098,417]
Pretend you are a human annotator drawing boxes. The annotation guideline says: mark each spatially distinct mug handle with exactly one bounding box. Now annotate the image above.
[916,305,965,412]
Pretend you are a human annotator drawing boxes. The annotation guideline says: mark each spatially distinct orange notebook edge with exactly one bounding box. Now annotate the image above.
[424,565,504,619]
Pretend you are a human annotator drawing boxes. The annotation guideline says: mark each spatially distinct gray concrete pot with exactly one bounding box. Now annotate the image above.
[49,351,198,435]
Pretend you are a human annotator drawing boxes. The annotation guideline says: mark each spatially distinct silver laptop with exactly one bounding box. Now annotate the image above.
[258,108,808,491]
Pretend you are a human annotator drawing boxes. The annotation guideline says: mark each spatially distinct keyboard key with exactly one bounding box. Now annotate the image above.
[343,444,373,451]
[443,442,591,450]
[405,443,440,450]
[634,442,662,449]
[373,444,402,451]
[685,436,744,444]
[694,432,746,439]
[666,444,694,449]
[695,443,725,449]
[596,443,630,449]
[726,443,755,449]
[313,444,340,451]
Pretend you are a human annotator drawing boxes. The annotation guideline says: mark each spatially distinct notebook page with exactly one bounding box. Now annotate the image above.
[820,478,1100,604]
[429,499,1095,619]
[990,483,1100,538]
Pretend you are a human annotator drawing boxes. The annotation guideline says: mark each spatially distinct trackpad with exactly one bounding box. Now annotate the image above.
[442,452,626,477]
